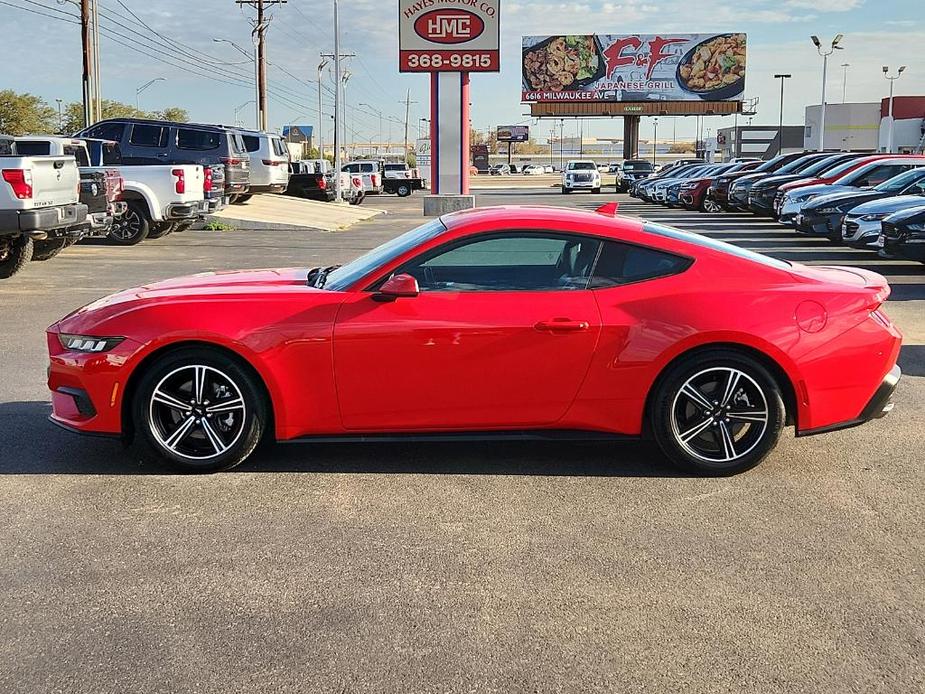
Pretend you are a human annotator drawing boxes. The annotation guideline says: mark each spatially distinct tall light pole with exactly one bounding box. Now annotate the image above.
[811,34,844,151]
[558,118,564,170]
[317,58,328,159]
[883,65,907,153]
[332,0,343,201]
[652,117,658,165]
[840,63,850,102]
[136,77,165,111]
[55,98,63,133]
[774,73,791,155]
[214,38,259,129]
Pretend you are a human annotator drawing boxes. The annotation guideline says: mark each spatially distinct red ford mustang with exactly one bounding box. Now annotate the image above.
[47,205,902,475]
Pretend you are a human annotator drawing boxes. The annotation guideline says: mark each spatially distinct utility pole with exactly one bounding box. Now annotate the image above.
[80,0,94,127]
[235,0,286,132]
[400,90,418,165]
[774,74,791,156]
[317,58,328,159]
[91,0,101,120]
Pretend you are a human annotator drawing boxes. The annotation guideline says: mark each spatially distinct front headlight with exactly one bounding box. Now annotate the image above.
[860,213,886,221]
[814,207,842,215]
[58,334,125,353]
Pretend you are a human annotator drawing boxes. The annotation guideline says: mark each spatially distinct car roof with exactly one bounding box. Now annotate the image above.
[92,117,230,133]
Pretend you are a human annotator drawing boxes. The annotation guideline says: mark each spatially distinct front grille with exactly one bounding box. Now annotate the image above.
[881,222,900,239]
[844,221,860,235]
[574,174,591,182]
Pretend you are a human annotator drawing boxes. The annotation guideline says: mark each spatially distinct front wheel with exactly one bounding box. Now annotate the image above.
[0,235,33,279]
[650,350,785,475]
[129,347,268,472]
[396,183,411,197]
[701,197,723,213]
[107,201,149,245]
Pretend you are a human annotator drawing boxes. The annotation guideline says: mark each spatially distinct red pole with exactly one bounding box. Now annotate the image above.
[460,72,470,195]
[430,72,438,194]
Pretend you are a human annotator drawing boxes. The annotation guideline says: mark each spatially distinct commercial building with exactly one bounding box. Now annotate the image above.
[803,98,925,152]
[716,125,804,161]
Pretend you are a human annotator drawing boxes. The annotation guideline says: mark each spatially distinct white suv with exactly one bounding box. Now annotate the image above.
[238,129,290,196]
[561,160,601,194]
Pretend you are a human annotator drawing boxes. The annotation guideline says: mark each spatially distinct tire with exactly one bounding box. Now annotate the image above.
[701,197,723,213]
[592,187,601,194]
[236,194,253,203]
[107,201,149,245]
[128,347,269,473]
[0,236,33,279]
[561,187,571,194]
[31,237,69,261]
[396,183,411,197]
[650,349,785,476]
[147,222,177,240]
[348,192,366,206]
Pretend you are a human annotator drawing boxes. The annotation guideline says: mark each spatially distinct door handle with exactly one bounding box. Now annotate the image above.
[534,319,590,332]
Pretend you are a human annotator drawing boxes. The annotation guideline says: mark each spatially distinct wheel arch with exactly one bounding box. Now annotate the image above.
[120,339,277,444]
[643,341,799,433]
[119,186,156,220]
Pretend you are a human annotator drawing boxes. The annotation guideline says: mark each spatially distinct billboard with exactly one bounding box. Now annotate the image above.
[399,0,500,72]
[497,125,530,142]
[522,33,746,102]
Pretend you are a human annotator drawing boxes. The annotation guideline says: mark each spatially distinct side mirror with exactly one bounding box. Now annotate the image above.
[376,273,419,300]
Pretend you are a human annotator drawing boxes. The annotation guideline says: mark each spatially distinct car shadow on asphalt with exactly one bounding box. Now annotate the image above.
[898,344,925,378]
[0,401,683,477]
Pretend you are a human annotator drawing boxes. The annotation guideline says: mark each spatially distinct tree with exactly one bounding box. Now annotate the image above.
[60,100,191,134]
[0,90,57,135]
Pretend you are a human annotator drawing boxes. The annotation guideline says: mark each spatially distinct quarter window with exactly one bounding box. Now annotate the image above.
[242,135,261,153]
[129,124,167,148]
[590,241,691,288]
[85,123,124,141]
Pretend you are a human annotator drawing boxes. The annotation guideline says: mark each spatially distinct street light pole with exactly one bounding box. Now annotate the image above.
[136,77,165,110]
[317,58,328,159]
[234,100,255,127]
[811,34,844,151]
[774,73,791,155]
[841,63,850,102]
[558,118,564,170]
[883,65,907,153]
[332,0,343,201]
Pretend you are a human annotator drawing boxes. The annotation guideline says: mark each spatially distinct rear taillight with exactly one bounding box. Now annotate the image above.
[262,159,281,166]
[318,177,326,190]
[171,168,185,194]
[203,167,213,193]
[2,169,33,199]
[222,157,243,166]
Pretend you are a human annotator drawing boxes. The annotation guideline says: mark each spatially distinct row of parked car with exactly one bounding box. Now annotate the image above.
[627,151,925,264]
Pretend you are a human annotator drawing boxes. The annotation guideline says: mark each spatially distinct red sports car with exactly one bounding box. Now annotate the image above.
[47,205,902,475]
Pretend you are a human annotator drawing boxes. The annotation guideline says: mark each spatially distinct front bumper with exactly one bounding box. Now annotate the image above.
[794,211,841,236]
[881,232,925,261]
[748,190,776,215]
[797,365,901,437]
[842,218,883,248]
[728,187,751,209]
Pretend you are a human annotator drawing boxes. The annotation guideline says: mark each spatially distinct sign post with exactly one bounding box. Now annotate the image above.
[399,0,500,213]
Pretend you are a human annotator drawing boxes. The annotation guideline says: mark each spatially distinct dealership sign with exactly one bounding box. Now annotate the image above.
[522,33,746,102]
[399,0,500,72]
[497,125,529,142]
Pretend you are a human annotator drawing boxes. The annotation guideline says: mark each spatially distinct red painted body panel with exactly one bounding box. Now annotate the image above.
[47,206,902,441]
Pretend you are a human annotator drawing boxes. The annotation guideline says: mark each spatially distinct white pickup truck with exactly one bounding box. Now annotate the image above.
[15,135,209,245]
[0,134,87,278]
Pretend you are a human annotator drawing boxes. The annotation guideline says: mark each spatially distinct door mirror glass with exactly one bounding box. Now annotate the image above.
[378,273,419,298]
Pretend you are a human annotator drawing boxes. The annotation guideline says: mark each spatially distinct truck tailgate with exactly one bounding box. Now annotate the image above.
[27,156,80,208]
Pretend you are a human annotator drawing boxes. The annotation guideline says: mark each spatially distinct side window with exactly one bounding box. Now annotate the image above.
[86,123,124,141]
[400,233,601,291]
[129,124,166,148]
[102,143,122,165]
[272,137,288,157]
[905,179,925,195]
[242,135,261,153]
[64,145,90,167]
[177,129,221,151]
[14,142,50,156]
[590,241,691,288]
[861,165,908,187]
[344,163,360,173]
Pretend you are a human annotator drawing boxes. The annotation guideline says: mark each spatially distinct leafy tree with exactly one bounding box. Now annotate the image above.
[0,90,57,135]
[60,100,190,134]
[156,107,189,123]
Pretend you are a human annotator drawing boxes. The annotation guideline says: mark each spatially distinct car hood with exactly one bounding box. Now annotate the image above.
[884,204,925,224]
[803,190,884,210]
[53,268,321,330]
[849,195,925,216]
[791,184,854,200]
[753,174,806,189]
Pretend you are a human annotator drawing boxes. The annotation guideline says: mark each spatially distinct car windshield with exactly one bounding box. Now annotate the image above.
[384,164,407,170]
[822,158,867,179]
[754,154,790,173]
[777,155,825,175]
[624,161,653,171]
[644,222,792,270]
[797,154,850,176]
[875,169,925,192]
[323,218,447,291]
[568,162,596,170]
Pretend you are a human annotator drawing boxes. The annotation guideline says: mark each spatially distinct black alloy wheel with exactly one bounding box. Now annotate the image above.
[107,201,150,246]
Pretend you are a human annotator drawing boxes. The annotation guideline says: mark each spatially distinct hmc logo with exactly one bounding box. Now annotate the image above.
[413,9,484,44]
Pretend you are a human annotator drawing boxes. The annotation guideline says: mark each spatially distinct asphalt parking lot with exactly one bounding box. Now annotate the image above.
[1,188,923,693]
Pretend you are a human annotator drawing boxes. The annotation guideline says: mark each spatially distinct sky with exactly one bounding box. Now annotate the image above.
[2,0,924,144]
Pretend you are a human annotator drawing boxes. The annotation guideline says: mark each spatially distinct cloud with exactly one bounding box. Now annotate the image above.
[785,0,864,10]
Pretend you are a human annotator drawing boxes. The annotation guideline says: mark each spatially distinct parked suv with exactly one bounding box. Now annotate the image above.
[236,129,289,198]
[77,118,250,200]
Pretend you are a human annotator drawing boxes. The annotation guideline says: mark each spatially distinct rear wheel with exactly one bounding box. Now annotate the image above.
[107,201,149,245]
[31,237,69,261]
[0,236,33,279]
[396,183,411,197]
[650,350,785,475]
[129,347,268,472]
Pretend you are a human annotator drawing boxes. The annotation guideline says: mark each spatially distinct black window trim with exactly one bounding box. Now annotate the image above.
[128,123,167,148]
[363,229,693,293]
